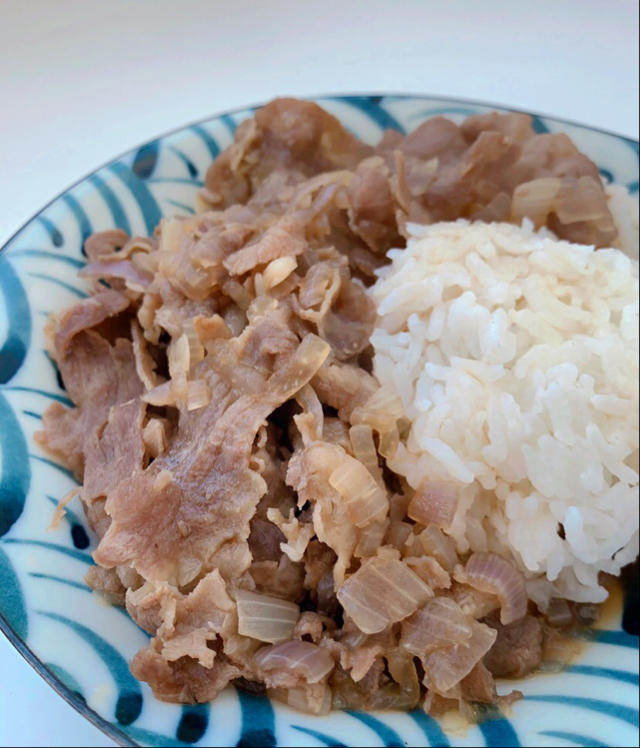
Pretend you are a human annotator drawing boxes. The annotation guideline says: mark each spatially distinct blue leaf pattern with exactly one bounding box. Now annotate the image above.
[0,257,31,384]
[0,393,30,535]
[0,545,28,639]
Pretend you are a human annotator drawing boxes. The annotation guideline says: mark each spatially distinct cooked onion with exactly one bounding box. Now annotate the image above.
[403,555,451,589]
[263,256,298,290]
[417,526,458,571]
[183,318,205,366]
[186,379,211,411]
[423,620,497,693]
[235,589,300,644]
[329,455,388,528]
[131,320,159,390]
[349,424,384,486]
[554,176,610,224]
[464,552,527,625]
[255,640,334,684]
[450,583,499,619]
[141,380,174,406]
[337,556,433,634]
[544,597,573,628]
[142,418,168,458]
[408,480,458,529]
[270,683,332,715]
[511,177,562,226]
[401,597,472,657]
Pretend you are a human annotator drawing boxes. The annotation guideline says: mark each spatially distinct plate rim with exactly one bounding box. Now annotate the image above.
[0,91,637,748]
[1,90,638,260]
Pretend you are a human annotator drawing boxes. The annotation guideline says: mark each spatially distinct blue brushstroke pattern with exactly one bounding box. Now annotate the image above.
[0,546,28,639]
[62,192,93,252]
[336,95,405,134]
[45,662,85,701]
[27,271,88,298]
[29,571,87,592]
[347,711,404,747]
[415,105,477,119]
[627,179,639,194]
[36,216,64,247]
[7,249,85,269]
[599,167,614,183]
[43,349,68,392]
[125,725,192,747]
[132,141,160,179]
[525,695,638,727]
[22,409,42,420]
[235,689,276,747]
[3,538,92,564]
[476,706,520,747]
[565,664,638,685]
[169,146,199,178]
[177,704,210,744]
[166,199,196,215]
[220,114,237,136]
[586,629,639,648]
[539,730,608,747]
[190,124,221,159]
[408,709,450,746]
[109,162,162,235]
[88,174,132,233]
[147,177,204,186]
[38,610,143,725]
[46,495,90,549]
[28,452,75,480]
[531,115,551,134]
[0,256,31,383]
[291,725,347,746]
[0,394,30,535]
[2,385,71,406]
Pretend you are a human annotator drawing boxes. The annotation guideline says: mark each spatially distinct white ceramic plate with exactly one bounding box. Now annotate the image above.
[0,95,638,747]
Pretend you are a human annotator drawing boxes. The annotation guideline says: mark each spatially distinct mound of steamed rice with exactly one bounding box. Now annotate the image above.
[370,219,639,605]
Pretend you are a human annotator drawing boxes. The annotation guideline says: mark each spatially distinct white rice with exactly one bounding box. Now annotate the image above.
[370,218,639,605]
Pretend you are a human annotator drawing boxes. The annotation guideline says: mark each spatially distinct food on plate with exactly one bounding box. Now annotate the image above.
[36,98,639,716]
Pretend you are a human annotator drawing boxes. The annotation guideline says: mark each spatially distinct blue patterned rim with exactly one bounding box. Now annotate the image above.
[0,94,638,748]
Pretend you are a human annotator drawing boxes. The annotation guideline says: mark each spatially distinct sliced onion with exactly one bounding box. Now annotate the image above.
[235,589,299,644]
[354,520,388,558]
[464,552,527,625]
[554,176,610,224]
[337,556,433,634]
[544,597,573,628]
[142,418,168,458]
[131,320,159,390]
[186,378,211,411]
[450,583,499,619]
[141,380,174,406]
[270,683,332,715]
[403,555,451,589]
[349,424,384,486]
[263,256,298,290]
[168,332,190,376]
[255,640,334,684]
[329,455,388,528]
[511,177,562,226]
[182,318,205,366]
[423,620,497,693]
[401,597,472,657]
[417,526,458,571]
[408,480,459,529]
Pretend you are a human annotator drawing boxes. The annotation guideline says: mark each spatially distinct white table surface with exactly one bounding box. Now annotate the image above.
[0,1,638,745]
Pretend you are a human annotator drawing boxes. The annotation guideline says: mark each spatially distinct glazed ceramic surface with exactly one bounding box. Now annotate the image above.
[0,95,638,747]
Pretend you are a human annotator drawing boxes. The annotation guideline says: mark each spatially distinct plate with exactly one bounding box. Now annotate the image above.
[0,95,638,748]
